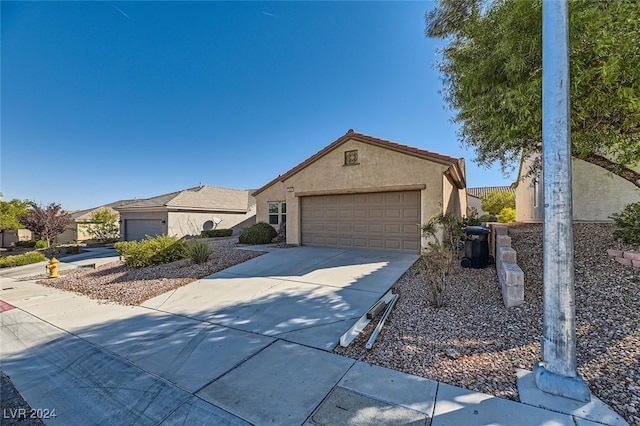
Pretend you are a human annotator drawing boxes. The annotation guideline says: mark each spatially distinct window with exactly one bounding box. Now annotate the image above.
[344,150,359,166]
[268,202,286,225]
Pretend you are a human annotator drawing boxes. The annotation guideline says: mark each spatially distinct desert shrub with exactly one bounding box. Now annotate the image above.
[0,251,46,268]
[35,240,48,249]
[200,229,233,238]
[478,214,498,223]
[420,213,461,307]
[14,241,36,248]
[64,246,81,255]
[238,222,277,245]
[115,235,187,268]
[611,202,640,245]
[185,239,214,264]
[497,207,516,223]
[114,241,136,257]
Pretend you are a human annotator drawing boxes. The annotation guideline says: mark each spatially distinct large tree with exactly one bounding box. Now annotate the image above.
[19,202,72,247]
[0,198,31,230]
[426,0,640,187]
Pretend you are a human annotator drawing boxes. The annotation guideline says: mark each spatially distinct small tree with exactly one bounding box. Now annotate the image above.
[19,202,72,247]
[0,198,31,230]
[420,212,462,307]
[85,209,120,242]
[480,190,515,216]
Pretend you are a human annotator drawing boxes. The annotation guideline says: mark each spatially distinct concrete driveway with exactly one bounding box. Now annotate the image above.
[1,246,423,425]
[142,246,417,350]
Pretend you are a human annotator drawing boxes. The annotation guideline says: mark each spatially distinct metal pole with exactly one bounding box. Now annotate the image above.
[533,0,590,402]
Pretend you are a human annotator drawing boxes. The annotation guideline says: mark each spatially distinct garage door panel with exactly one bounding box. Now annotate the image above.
[385,224,402,234]
[369,209,384,218]
[300,191,421,253]
[125,220,163,241]
[404,208,420,219]
[386,209,401,219]
[353,224,367,233]
[404,241,420,251]
[385,240,402,250]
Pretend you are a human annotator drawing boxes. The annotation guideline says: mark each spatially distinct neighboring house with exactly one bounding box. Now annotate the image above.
[0,229,33,248]
[515,156,640,222]
[56,200,137,244]
[115,185,256,241]
[252,129,467,253]
[467,186,516,217]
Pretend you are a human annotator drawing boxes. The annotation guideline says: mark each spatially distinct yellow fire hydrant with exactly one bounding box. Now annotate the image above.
[46,257,59,278]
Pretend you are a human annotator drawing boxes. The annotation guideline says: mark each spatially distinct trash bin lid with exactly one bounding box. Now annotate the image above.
[464,226,491,235]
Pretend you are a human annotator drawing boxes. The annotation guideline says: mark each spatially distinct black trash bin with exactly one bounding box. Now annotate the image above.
[461,226,492,269]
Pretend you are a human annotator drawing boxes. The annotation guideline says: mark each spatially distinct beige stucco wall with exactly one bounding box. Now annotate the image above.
[255,138,461,246]
[167,209,256,237]
[516,157,640,222]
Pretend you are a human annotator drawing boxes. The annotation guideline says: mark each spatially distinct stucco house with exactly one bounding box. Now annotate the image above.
[515,156,639,222]
[467,186,516,218]
[115,185,256,241]
[252,129,467,253]
[55,200,136,244]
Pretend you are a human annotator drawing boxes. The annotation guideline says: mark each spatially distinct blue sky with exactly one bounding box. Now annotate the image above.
[1,1,516,211]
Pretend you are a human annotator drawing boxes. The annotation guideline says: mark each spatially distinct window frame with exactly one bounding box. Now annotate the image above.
[268,201,286,225]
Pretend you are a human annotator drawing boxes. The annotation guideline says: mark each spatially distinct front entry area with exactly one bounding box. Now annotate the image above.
[300,190,421,253]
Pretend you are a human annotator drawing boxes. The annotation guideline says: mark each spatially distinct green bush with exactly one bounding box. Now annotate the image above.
[185,239,214,264]
[497,207,516,223]
[64,246,81,255]
[478,214,498,223]
[14,241,36,248]
[238,222,277,245]
[611,202,640,245]
[0,251,46,268]
[200,229,233,238]
[114,240,136,257]
[35,240,48,249]
[114,235,187,268]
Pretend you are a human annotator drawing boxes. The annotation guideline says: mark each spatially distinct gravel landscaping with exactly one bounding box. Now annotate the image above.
[32,238,264,305]
[7,226,639,423]
[334,223,639,425]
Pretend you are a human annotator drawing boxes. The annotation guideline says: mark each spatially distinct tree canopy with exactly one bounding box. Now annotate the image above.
[19,203,72,247]
[0,198,31,230]
[480,190,515,216]
[426,0,640,187]
[85,209,120,242]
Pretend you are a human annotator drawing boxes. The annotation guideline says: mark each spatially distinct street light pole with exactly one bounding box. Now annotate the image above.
[533,0,590,402]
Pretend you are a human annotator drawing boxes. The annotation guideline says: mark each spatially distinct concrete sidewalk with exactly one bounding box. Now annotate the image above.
[0,247,629,425]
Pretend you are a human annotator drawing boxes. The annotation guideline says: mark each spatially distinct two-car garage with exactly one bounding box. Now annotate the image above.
[300,191,421,253]
[252,130,467,255]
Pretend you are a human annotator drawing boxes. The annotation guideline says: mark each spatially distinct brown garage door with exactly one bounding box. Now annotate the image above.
[300,191,421,253]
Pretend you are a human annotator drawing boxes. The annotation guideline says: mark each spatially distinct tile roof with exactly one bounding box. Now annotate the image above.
[69,199,138,221]
[253,129,465,196]
[467,186,516,199]
[115,186,252,212]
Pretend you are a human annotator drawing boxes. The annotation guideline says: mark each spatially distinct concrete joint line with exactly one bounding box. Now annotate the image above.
[193,338,282,394]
